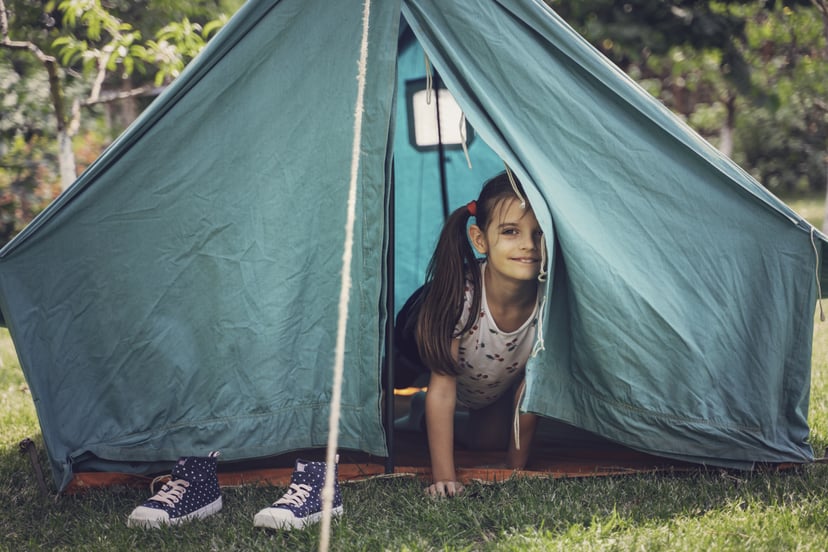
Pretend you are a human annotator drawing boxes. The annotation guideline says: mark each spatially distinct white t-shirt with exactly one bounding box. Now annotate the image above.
[454,262,540,409]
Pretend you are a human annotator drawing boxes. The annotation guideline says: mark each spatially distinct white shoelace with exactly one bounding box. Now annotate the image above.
[274,483,312,507]
[150,479,189,507]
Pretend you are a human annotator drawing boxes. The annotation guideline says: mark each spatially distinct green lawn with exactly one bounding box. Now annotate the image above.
[4,314,828,551]
[3,196,828,550]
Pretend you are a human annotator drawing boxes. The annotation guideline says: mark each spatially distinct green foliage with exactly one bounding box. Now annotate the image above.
[550,1,749,63]
[0,54,55,138]
[48,0,222,85]
[552,0,828,195]
[732,3,828,194]
[140,16,226,85]
[0,0,238,246]
[642,44,733,125]
[735,100,826,194]
[105,0,242,33]
[2,0,827,241]
[0,134,60,244]
[0,55,62,244]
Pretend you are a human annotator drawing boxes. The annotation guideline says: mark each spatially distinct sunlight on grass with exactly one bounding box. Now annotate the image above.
[795,191,828,454]
[0,330,38,445]
[499,498,828,551]
[809,307,828,454]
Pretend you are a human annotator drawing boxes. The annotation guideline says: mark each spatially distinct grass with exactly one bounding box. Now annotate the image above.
[4,196,828,551]
[783,194,825,230]
[5,326,828,550]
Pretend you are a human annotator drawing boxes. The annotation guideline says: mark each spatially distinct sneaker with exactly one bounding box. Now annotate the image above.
[127,451,222,528]
[253,456,343,530]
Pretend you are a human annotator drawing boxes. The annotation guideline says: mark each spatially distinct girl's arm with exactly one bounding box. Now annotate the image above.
[425,370,463,496]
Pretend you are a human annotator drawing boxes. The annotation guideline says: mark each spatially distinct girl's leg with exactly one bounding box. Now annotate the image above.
[506,379,537,469]
[507,410,537,469]
[455,392,514,450]
[455,379,538,468]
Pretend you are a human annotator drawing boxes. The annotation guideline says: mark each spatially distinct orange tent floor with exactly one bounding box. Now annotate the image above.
[63,391,805,494]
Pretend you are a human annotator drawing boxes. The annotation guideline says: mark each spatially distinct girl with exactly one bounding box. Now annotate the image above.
[397,171,545,497]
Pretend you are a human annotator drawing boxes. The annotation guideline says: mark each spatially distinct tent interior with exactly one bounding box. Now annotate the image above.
[1,0,824,494]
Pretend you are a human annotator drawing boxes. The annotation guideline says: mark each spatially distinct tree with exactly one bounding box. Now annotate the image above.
[731,3,827,201]
[549,1,766,157]
[808,0,828,231]
[1,0,231,190]
[549,1,752,72]
[1,0,75,186]
[551,1,827,202]
[0,0,239,245]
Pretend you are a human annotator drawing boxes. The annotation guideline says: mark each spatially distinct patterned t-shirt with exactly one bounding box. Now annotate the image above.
[454,262,540,409]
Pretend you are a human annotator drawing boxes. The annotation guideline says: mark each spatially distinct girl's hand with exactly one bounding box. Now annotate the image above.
[426,480,465,497]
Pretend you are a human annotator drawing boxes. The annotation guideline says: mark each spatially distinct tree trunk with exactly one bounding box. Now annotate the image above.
[1,0,77,190]
[718,95,735,158]
[57,130,77,190]
[719,124,734,158]
[822,155,828,235]
[815,0,828,233]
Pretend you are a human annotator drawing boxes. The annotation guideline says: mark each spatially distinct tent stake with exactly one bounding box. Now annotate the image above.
[19,438,50,498]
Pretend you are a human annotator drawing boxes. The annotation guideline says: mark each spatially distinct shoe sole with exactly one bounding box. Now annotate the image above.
[253,505,343,530]
[127,496,223,528]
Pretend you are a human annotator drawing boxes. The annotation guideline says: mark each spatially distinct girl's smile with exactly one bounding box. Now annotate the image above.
[471,199,543,284]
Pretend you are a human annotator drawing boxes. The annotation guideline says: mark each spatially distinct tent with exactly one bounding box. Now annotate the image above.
[1,0,826,492]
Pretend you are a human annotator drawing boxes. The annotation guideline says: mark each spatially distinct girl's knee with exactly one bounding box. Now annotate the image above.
[455,408,510,450]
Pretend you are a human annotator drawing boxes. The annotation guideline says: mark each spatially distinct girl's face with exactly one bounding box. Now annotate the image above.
[469,197,543,285]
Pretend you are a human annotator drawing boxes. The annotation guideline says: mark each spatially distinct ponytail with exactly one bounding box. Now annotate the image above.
[415,171,526,375]
[415,205,481,375]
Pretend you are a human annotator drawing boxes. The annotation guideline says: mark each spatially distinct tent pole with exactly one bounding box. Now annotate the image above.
[384,165,396,474]
[435,76,449,220]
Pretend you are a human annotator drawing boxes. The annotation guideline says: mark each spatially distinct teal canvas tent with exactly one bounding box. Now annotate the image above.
[1,0,826,492]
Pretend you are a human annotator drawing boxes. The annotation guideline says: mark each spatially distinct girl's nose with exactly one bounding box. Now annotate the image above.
[521,234,538,250]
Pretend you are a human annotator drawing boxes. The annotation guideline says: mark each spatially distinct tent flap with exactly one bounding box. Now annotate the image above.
[403,0,816,467]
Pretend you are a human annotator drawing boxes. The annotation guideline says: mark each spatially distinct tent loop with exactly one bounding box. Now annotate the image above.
[811,227,825,322]
[531,294,547,358]
[424,53,433,104]
[512,380,526,451]
[459,112,472,169]
[504,164,526,209]
[537,233,548,283]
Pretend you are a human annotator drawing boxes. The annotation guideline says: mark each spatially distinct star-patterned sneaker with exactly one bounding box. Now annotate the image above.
[127,451,222,528]
[253,456,343,530]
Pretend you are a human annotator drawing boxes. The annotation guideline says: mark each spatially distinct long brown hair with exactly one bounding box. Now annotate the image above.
[415,172,528,375]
